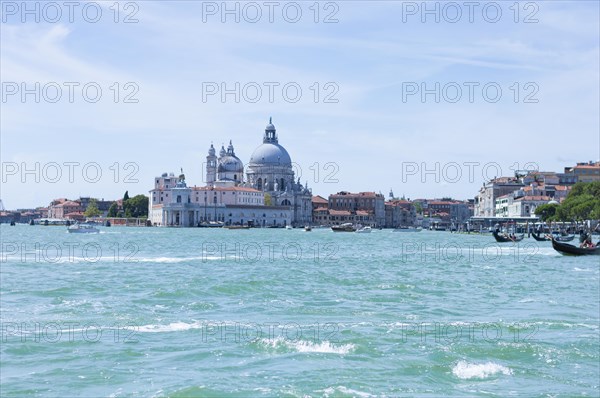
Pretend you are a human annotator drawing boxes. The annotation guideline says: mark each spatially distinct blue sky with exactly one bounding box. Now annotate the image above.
[1,1,599,209]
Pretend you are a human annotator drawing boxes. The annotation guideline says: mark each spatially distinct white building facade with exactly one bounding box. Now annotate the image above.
[149,119,311,227]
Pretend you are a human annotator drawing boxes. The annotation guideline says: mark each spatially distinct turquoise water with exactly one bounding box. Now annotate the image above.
[1,224,598,397]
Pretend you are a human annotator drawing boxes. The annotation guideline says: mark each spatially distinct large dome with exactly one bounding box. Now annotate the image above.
[249,143,292,166]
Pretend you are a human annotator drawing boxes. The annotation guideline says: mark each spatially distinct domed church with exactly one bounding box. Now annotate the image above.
[150,118,313,227]
[203,118,313,225]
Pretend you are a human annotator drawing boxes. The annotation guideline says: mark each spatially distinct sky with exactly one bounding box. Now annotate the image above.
[1,0,599,209]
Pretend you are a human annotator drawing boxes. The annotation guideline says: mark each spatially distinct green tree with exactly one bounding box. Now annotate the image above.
[84,199,101,217]
[535,203,558,221]
[264,193,272,206]
[123,194,149,218]
[123,191,130,201]
[107,202,118,217]
[549,182,600,221]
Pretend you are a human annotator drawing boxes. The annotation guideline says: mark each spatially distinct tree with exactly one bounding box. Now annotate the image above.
[84,199,101,217]
[545,182,600,221]
[107,202,118,217]
[123,191,130,201]
[264,193,272,206]
[123,194,148,218]
[535,203,558,221]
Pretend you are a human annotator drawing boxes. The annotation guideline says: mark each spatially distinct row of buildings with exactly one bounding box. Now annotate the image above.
[0,197,125,224]
[147,118,474,228]
[473,161,599,222]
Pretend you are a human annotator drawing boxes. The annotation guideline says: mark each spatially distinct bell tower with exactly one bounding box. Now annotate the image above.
[206,143,217,184]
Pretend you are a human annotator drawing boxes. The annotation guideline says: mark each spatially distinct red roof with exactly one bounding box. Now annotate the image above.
[329,210,352,216]
[312,195,328,204]
[58,201,81,207]
[330,191,380,198]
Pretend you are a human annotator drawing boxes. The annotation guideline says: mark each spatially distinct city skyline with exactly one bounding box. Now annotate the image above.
[2,2,599,209]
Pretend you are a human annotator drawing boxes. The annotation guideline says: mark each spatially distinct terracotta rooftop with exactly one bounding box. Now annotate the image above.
[312,195,328,204]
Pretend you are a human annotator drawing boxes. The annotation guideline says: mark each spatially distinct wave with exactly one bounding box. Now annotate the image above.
[452,360,512,379]
[257,336,355,355]
[320,386,375,397]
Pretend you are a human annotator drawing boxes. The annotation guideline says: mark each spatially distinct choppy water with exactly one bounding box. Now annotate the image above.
[1,224,598,397]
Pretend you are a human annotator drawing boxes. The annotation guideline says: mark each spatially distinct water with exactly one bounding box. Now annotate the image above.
[1,224,598,397]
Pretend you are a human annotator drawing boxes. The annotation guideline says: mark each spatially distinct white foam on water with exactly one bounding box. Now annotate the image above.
[321,386,375,398]
[258,336,355,355]
[452,360,512,379]
[137,321,204,333]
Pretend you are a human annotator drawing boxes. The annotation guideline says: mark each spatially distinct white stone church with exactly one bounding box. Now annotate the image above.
[149,119,313,227]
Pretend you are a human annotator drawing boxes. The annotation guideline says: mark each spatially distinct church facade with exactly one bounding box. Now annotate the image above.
[149,119,312,227]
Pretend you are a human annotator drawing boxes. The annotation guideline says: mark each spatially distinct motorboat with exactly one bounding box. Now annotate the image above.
[67,223,100,234]
[285,225,293,230]
[331,223,356,232]
[304,226,312,231]
[199,221,224,228]
[356,226,372,233]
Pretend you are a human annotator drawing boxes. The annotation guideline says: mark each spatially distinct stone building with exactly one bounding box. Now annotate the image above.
[149,118,312,227]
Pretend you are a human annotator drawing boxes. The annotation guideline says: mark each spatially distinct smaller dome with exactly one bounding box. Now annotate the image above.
[208,144,215,156]
[218,155,244,173]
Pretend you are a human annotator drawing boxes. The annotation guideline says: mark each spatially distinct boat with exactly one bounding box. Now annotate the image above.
[304,226,312,231]
[67,223,100,234]
[531,230,550,241]
[356,226,372,234]
[285,225,293,230]
[10,221,16,226]
[551,238,600,256]
[199,221,224,228]
[492,230,524,243]
[223,225,250,230]
[532,231,575,242]
[555,234,575,242]
[331,223,356,232]
[392,227,422,232]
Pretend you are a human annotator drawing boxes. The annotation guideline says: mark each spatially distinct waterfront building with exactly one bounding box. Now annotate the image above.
[311,195,328,225]
[48,199,83,219]
[474,177,525,217]
[384,200,416,228]
[149,119,312,227]
[328,191,385,227]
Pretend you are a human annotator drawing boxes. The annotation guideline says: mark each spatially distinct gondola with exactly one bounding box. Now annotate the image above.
[531,230,549,241]
[492,230,524,243]
[531,231,575,242]
[551,238,600,256]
